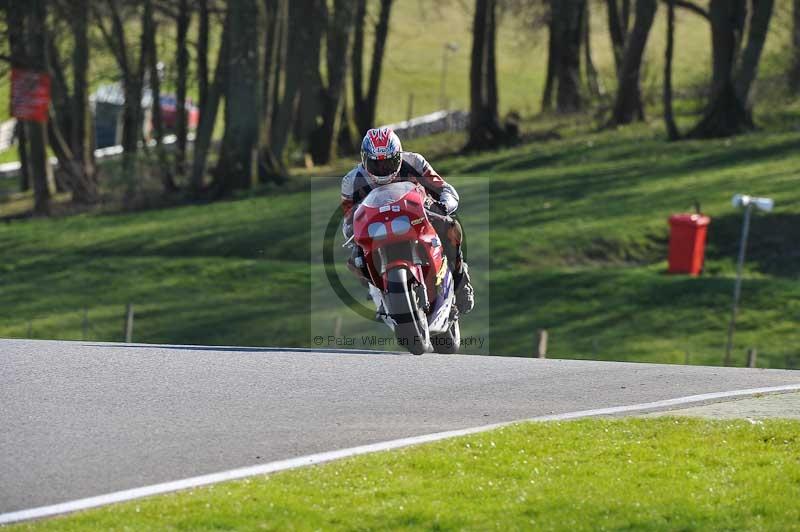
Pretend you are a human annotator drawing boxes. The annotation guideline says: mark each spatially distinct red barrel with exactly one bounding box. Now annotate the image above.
[668,214,710,276]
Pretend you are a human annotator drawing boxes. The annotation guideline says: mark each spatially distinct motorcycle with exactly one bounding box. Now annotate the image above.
[347,181,461,355]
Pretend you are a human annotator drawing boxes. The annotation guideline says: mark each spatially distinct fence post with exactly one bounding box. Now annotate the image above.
[124,304,134,343]
[537,329,548,358]
[406,93,414,122]
[747,348,758,368]
[333,315,342,339]
[82,307,89,341]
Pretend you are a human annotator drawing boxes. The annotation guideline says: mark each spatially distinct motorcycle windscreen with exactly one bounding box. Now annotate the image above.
[360,181,417,208]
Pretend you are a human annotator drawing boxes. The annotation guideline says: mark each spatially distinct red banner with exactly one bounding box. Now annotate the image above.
[11,68,51,123]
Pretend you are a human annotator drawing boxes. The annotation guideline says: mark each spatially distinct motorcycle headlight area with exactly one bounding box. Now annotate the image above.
[390,216,411,235]
[368,222,388,240]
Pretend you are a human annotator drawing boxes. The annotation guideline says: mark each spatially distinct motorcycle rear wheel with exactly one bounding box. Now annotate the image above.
[385,268,430,355]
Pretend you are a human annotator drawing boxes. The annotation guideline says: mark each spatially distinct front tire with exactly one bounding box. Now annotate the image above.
[385,268,430,355]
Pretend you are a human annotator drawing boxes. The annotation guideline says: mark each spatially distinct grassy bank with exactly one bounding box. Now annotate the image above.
[2,112,799,365]
[10,417,800,530]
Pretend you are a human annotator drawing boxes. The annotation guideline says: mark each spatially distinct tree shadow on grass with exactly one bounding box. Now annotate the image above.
[706,212,800,278]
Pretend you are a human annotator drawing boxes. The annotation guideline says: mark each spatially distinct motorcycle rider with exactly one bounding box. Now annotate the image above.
[341,127,474,315]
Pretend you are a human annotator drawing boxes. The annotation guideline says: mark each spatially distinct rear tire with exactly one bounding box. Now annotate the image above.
[385,268,430,355]
[432,320,460,354]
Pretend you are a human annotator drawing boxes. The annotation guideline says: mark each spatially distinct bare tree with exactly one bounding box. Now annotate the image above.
[606,0,631,74]
[197,0,210,111]
[465,0,507,150]
[7,0,53,215]
[609,0,658,126]
[583,4,604,99]
[145,0,178,193]
[46,14,100,205]
[190,13,229,195]
[663,0,679,140]
[688,0,775,138]
[94,0,149,200]
[542,0,585,113]
[270,0,317,160]
[257,0,288,181]
[174,0,190,180]
[352,0,394,137]
[212,0,261,195]
[309,0,358,165]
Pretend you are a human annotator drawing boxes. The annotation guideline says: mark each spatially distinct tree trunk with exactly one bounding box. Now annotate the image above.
[21,0,53,215]
[337,88,358,156]
[465,0,506,151]
[621,0,632,35]
[583,4,604,98]
[270,0,315,159]
[190,17,229,196]
[541,10,557,112]
[606,0,627,74]
[310,0,357,165]
[735,0,774,109]
[351,0,367,128]
[290,0,325,155]
[175,0,190,180]
[47,24,98,204]
[352,0,393,136]
[688,0,752,138]
[553,0,585,113]
[16,122,31,192]
[486,0,500,121]
[610,0,658,125]
[100,1,148,200]
[146,0,177,193]
[213,0,261,195]
[257,0,288,182]
[791,0,800,91]
[663,0,680,140]
[197,0,210,111]
[70,0,98,203]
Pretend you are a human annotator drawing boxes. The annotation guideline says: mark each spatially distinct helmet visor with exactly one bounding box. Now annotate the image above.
[365,153,402,178]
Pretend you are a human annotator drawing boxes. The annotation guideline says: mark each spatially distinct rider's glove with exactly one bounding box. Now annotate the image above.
[439,191,458,215]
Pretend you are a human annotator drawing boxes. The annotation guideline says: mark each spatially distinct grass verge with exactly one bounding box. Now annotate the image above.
[9,417,800,531]
[3,115,799,365]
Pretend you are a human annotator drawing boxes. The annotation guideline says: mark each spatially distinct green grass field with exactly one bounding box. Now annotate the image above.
[1,1,799,366]
[1,114,799,365]
[9,417,800,531]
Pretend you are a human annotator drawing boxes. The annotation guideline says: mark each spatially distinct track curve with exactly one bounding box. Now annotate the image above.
[2,339,798,513]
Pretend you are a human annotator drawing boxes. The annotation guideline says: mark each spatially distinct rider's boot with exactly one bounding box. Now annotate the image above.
[435,217,474,314]
[453,261,474,315]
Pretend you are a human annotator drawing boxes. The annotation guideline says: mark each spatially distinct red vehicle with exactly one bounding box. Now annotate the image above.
[350,181,460,355]
[159,95,200,130]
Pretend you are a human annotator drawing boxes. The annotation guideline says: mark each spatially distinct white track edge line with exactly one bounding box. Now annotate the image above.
[2,383,799,525]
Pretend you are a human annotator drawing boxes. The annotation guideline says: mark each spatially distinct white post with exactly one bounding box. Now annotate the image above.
[537,329,548,358]
[124,303,134,343]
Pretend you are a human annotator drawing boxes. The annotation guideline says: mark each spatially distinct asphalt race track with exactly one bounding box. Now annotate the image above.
[2,339,799,514]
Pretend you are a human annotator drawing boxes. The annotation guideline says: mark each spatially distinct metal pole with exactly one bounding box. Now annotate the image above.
[724,205,752,366]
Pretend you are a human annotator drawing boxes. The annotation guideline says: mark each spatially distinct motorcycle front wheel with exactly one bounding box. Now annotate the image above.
[385,268,430,355]
[432,320,460,354]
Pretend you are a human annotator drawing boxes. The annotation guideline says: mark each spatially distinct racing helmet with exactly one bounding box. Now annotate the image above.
[361,127,403,186]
